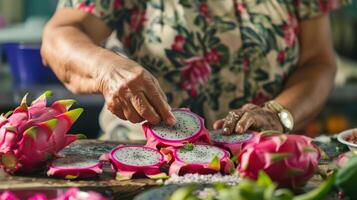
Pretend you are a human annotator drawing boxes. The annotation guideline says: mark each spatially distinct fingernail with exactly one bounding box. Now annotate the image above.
[237,125,243,134]
[167,116,176,125]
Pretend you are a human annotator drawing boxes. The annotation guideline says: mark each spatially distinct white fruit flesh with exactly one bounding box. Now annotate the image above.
[52,155,98,169]
[114,147,162,166]
[210,132,252,143]
[176,145,225,163]
[152,111,200,140]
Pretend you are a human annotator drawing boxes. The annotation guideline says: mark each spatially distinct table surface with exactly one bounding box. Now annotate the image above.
[0,140,332,200]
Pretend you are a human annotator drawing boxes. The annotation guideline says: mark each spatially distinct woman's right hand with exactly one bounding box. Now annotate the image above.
[98,58,176,125]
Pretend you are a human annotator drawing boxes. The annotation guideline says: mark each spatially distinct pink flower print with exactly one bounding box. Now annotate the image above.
[114,0,123,10]
[277,50,285,64]
[283,24,296,47]
[243,58,250,72]
[288,13,299,33]
[180,56,212,97]
[172,35,186,52]
[251,92,268,106]
[319,0,339,12]
[235,3,246,13]
[199,3,209,15]
[204,48,221,64]
[130,10,146,32]
[78,2,95,14]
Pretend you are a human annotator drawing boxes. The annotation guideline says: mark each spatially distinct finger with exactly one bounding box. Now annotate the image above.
[152,77,168,102]
[120,97,144,123]
[241,103,259,111]
[222,110,243,135]
[145,89,176,126]
[130,92,161,124]
[105,96,127,120]
[235,112,255,134]
[213,119,225,130]
[112,106,127,120]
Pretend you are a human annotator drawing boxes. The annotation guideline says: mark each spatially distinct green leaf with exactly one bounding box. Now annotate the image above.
[183,143,194,151]
[257,171,274,187]
[179,0,191,7]
[194,15,207,30]
[213,17,236,32]
[168,186,196,200]
[293,174,335,200]
[272,188,294,200]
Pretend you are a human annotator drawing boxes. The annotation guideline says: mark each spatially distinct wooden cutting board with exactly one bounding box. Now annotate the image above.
[0,140,160,199]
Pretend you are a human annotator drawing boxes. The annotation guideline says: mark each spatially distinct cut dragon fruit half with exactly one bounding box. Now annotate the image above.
[47,155,103,180]
[168,144,234,176]
[209,129,254,156]
[109,145,168,181]
[143,108,210,149]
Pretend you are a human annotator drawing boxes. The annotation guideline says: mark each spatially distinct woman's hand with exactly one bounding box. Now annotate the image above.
[42,9,175,126]
[213,103,283,135]
[98,59,176,125]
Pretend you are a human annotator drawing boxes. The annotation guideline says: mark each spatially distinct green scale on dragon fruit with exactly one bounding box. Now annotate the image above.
[0,91,85,174]
[210,129,255,155]
[143,108,210,149]
[237,132,321,188]
[47,155,103,180]
[109,145,169,181]
[164,144,234,176]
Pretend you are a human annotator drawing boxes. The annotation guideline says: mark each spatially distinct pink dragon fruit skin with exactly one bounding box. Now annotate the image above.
[109,145,169,180]
[209,129,255,156]
[0,91,84,173]
[167,144,234,176]
[143,108,211,149]
[0,191,19,200]
[0,188,107,200]
[53,188,107,200]
[47,155,103,180]
[237,132,321,188]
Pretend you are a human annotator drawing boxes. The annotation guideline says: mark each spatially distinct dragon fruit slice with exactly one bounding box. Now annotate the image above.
[0,91,84,173]
[209,129,254,156]
[47,155,102,180]
[143,108,210,149]
[237,132,321,188]
[109,145,168,180]
[167,144,234,176]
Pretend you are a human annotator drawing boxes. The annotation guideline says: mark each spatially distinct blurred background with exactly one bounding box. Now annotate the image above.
[0,0,356,138]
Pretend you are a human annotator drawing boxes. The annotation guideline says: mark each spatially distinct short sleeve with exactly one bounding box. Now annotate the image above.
[57,0,124,29]
[294,0,352,20]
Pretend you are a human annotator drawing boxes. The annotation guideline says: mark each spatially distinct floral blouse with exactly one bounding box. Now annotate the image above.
[58,0,349,132]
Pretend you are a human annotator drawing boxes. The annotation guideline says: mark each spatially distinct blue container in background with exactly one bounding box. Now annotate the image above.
[3,43,60,87]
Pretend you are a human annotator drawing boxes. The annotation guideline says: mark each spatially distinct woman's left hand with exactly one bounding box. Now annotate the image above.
[213,103,283,135]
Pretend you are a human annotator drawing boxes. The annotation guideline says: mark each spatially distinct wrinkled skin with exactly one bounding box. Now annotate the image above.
[213,104,283,135]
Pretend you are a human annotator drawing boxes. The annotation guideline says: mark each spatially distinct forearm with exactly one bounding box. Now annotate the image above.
[42,25,112,93]
[274,61,336,130]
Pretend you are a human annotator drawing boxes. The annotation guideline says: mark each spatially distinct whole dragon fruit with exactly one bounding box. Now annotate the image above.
[47,155,103,180]
[109,145,169,180]
[209,129,254,156]
[166,144,234,176]
[237,132,321,188]
[0,91,84,173]
[143,108,210,149]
